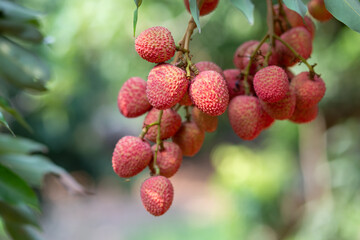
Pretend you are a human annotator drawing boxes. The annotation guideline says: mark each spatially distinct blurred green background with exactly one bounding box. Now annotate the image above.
[1,0,360,239]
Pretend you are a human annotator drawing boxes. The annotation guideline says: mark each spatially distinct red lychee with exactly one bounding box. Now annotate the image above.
[241,42,278,74]
[195,61,223,76]
[192,106,218,132]
[259,108,275,130]
[117,77,152,118]
[253,66,289,103]
[179,91,193,106]
[223,69,245,99]
[308,0,333,22]
[149,142,182,178]
[135,26,175,63]
[147,63,188,109]
[144,108,182,142]
[190,71,229,116]
[233,40,258,70]
[290,104,319,124]
[112,136,152,178]
[184,0,219,16]
[172,121,205,156]
[140,176,174,216]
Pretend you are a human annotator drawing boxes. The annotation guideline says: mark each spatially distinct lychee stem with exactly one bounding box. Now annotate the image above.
[264,0,275,67]
[278,0,292,31]
[185,106,191,122]
[139,122,160,139]
[152,110,163,176]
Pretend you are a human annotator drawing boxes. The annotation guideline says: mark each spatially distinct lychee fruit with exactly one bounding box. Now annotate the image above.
[117,77,152,118]
[192,106,218,132]
[241,42,278,74]
[144,108,182,142]
[223,69,245,99]
[292,72,326,109]
[259,108,275,130]
[172,121,205,156]
[149,142,182,178]
[140,176,174,216]
[135,26,175,63]
[190,70,229,116]
[195,61,223,76]
[147,63,188,109]
[112,136,152,178]
[290,104,319,124]
[253,66,289,103]
[179,91,193,106]
[233,40,258,69]
[228,96,263,140]
[308,0,332,22]
[277,27,313,67]
[184,0,219,16]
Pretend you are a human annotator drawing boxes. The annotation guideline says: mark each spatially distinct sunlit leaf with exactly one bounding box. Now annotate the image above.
[0,112,14,136]
[0,20,43,43]
[189,0,201,33]
[0,96,32,132]
[0,134,47,154]
[229,0,254,25]
[283,0,307,17]
[325,0,360,33]
[0,201,39,227]
[4,221,43,240]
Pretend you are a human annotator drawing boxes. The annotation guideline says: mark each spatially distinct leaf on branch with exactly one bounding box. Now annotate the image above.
[189,0,201,33]
[325,0,360,33]
[0,112,14,136]
[0,134,47,155]
[229,0,254,25]
[4,220,44,240]
[133,0,143,36]
[0,201,39,228]
[283,0,307,18]
[0,1,43,22]
[0,20,44,44]
[0,96,32,133]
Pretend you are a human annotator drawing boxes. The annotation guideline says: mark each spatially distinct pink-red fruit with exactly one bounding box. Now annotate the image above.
[192,107,218,132]
[140,176,174,216]
[195,61,223,76]
[112,136,152,178]
[233,40,258,70]
[308,0,332,22]
[184,0,219,16]
[290,104,319,124]
[135,26,175,63]
[254,66,289,103]
[147,63,188,109]
[223,69,245,98]
[144,108,182,142]
[149,142,182,178]
[190,70,229,116]
[172,121,205,157]
[117,77,152,118]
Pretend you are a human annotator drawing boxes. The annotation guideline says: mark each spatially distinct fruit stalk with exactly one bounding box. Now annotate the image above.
[152,110,164,175]
[264,0,275,66]
[139,122,160,139]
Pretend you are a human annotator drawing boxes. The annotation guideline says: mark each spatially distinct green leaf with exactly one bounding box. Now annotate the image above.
[229,0,254,25]
[0,20,43,44]
[324,0,360,33]
[0,96,32,132]
[134,0,142,7]
[0,201,39,228]
[283,0,307,18]
[189,0,201,33]
[0,1,42,22]
[0,36,50,91]
[0,134,47,155]
[132,0,142,36]
[4,221,43,240]
[0,112,14,136]
[0,164,38,209]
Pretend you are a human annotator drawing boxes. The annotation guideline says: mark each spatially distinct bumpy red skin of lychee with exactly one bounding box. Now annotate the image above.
[260,84,296,120]
[277,27,313,67]
[192,106,218,132]
[144,108,182,142]
[233,40,258,69]
[112,136,152,178]
[172,121,205,156]
[195,61,223,77]
[147,63,188,109]
[179,91,193,106]
[228,96,263,140]
[190,71,229,116]
[259,108,275,130]
[292,72,326,109]
[135,26,175,63]
[290,104,319,124]
[223,69,245,99]
[184,0,219,16]
[241,43,278,74]
[140,176,174,216]
[308,0,332,22]
[253,66,289,103]
[117,77,152,118]
[149,142,182,178]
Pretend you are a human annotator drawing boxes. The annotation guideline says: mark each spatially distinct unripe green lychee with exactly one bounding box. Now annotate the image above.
[184,0,219,16]
[135,26,175,63]
[233,40,258,69]
[112,136,152,178]
[292,72,326,109]
[254,66,289,103]
[223,69,245,99]
[147,63,188,109]
[192,106,218,132]
[290,104,319,124]
[190,71,229,116]
[149,142,182,178]
[140,176,174,216]
[277,27,313,67]
[308,0,332,22]
[228,96,263,140]
[195,61,223,76]
[144,108,182,142]
[172,121,205,156]
[117,77,152,118]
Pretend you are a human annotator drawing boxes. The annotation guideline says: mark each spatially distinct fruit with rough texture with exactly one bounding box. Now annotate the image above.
[223,69,245,99]
[190,71,229,116]
[277,27,313,67]
[149,142,182,178]
[195,61,223,76]
[147,63,188,109]
[259,108,275,130]
[172,121,205,156]
[184,0,219,16]
[290,104,319,124]
[308,0,332,22]
[228,96,263,140]
[117,77,152,118]
[292,72,326,109]
[135,26,175,63]
[144,108,182,142]
[179,91,193,106]
[112,136,152,178]
[140,176,174,216]
[192,106,218,132]
[233,40,258,69]
[254,66,289,103]
[242,42,278,74]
